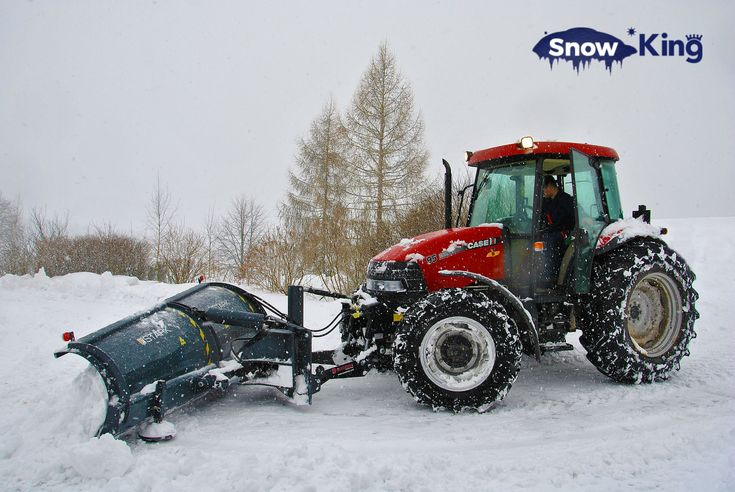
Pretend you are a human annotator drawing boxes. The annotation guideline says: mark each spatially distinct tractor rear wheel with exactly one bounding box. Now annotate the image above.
[578,238,699,383]
[393,289,522,412]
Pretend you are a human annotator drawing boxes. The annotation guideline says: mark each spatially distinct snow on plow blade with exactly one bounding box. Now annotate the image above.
[54,282,314,438]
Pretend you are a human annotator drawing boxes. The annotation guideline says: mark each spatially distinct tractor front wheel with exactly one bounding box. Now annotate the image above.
[393,289,522,412]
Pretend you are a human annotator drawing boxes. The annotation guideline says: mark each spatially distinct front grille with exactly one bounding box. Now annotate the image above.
[365,261,427,306]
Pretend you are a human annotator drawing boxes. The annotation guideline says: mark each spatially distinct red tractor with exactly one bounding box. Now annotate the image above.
[335,137,699,411]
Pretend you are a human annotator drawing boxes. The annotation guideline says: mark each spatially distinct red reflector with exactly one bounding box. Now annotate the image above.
[62,331,75,342]
[533,241,545,252]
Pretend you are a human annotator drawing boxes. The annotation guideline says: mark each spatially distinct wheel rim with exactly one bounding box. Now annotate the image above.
[626,271,683,358]
[419,316,496,392]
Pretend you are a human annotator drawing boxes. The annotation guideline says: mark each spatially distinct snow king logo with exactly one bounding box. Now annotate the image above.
[532,27,703,72]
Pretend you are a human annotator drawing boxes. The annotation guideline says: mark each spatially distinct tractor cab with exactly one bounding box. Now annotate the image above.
[345,136,694,413]
[466,138,624,298]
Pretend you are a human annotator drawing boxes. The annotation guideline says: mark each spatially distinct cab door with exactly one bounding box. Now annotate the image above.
[570,148,608,293]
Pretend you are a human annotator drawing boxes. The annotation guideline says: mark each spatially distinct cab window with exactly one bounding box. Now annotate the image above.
[469,162,536,234]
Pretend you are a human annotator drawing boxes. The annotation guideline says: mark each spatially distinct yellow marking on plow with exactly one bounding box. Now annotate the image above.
[177,308,211,361]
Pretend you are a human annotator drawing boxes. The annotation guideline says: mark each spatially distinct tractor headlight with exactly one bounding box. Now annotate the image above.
[366,279,407,293]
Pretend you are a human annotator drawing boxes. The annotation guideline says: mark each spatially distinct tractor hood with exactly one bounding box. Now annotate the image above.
[370,224,505,292]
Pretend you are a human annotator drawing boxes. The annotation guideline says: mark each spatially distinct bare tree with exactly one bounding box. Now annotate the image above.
[29,207,68,244]
[29,207,69,274]
[218,197,265,282]
[203,206,221,280]
[344,42,429,242]
[161,223,205,284]
[249,226,307,294]
[0,193,31,274]
[146,175,176,281]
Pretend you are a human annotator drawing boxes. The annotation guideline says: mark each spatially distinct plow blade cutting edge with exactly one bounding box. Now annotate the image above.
[54,282,315,439]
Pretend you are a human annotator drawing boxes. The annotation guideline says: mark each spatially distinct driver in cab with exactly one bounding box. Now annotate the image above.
[540,175,575,285]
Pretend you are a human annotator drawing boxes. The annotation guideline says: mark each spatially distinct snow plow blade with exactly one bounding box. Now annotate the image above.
[54,282,314,438]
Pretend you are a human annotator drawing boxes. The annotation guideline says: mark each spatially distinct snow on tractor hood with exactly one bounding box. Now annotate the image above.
[371,224,506,291]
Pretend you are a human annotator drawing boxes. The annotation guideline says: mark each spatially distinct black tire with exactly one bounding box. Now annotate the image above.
[578,238,699,383]
[393,288,522,412]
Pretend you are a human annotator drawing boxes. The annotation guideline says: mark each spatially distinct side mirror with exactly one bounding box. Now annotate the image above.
[632,204,651,223]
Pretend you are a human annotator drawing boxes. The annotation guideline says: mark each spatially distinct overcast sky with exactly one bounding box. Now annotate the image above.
[1,0,733,234]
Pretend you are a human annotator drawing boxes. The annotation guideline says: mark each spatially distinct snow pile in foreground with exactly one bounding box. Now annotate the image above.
[0,217,734,491]
[69,434,133,479]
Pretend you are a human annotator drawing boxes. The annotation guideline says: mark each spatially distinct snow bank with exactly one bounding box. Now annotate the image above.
[69,434,133,479]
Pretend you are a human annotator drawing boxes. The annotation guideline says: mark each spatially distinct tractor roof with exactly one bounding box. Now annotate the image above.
[468,141,619,167]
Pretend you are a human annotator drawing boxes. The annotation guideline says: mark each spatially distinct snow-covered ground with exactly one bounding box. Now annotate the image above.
[0,217,733,491]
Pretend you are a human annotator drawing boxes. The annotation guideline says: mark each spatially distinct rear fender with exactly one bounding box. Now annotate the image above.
[595,218,666,255]
[438,270,540,360]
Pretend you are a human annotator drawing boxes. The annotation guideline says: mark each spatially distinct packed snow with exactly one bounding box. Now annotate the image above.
[0,218,733,491]
[597,216,662,248]
[404,253,425,262]
[398,238,423,249]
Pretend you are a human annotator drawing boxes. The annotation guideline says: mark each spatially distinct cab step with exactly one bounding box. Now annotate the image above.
[540,342,574,353]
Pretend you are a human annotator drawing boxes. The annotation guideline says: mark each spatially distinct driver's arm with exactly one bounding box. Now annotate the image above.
[558,193,575,232]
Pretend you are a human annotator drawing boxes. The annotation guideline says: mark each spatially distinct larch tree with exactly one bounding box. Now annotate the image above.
[344,42,429,243]
[285,97,351,290]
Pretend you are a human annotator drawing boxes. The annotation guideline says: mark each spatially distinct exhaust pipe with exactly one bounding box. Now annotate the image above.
[442,159,452,229]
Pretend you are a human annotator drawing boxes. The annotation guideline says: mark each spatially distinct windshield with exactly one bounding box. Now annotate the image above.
[468,161,536,234]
